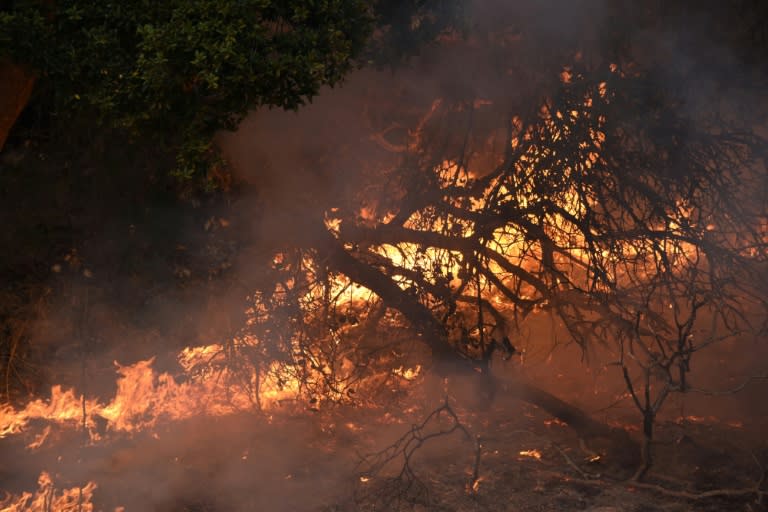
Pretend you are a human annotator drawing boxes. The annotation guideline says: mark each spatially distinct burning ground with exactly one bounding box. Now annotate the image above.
[2,0,768,510]
[1,343,767,511]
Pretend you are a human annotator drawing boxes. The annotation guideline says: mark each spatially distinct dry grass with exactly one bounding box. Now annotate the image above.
[0,283,48,403]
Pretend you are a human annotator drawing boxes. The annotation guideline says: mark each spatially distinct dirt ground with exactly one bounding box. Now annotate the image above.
[2,381,766,512]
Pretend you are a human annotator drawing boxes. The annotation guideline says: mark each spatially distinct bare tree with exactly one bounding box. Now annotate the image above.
[210,1,768,477]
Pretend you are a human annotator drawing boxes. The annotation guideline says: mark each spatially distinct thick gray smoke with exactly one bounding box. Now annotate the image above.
[2,1,767,510]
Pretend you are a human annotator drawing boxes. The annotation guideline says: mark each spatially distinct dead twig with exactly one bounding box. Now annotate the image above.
[686,373,768,396]
[355,399,475,509]
[553,443,600,480]
[542,440,767,505]
[545,474,767,505]
[468,434,483,495]
[627,480,767,502]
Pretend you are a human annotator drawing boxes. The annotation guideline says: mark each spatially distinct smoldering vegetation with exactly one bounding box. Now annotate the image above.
[217,0,768,424]
[1,0,767,511]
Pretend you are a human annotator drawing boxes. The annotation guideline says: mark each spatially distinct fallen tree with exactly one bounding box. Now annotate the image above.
[222,35,767,476]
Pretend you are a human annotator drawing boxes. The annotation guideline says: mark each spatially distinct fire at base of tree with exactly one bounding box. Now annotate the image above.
[1,0,767,511]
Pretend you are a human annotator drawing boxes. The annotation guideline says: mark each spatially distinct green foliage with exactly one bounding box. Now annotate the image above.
[1,0,373,179]
[367,0,467,64]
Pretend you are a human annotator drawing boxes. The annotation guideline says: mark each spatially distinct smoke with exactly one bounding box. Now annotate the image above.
[214,0,616,265]
[2,1,767,510]
[1,414,354,510]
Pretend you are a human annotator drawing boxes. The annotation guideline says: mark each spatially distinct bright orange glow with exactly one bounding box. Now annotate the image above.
[518,449,542,460]
[2,69,762,512]
[0,472,97,512]
[468,475,484,494]
[0,344,304,446]
[392,365,422,381]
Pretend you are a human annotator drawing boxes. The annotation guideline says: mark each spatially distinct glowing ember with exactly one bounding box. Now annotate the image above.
[518,449,542,460]
[0,472,97,512]
[607,420,640,432]
[0,344,304,445]
[25,426,51,450]
[674,415,745,429]
[675,415,718,425]
[392,365,422,381]
[467,476,484,494]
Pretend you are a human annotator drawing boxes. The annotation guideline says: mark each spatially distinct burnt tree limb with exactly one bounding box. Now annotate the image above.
[509,380,635,447]
[317,228,639,467]
[318,230,457,369]
[498,378,640,471]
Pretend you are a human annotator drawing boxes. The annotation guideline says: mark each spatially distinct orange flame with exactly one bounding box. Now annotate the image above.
[0,344,303,446]
[0,472,97,512]
[518,449,542,460]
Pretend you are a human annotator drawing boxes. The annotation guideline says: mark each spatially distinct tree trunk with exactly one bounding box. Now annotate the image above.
[507,378,640,470]
[319,230,458,367]
[0,60,35,152]
[632,410,655,480]
[317,230,639,468]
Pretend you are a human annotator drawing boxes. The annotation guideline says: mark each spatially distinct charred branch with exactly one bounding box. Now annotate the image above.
[318,230,457,368]
[355,400,476,508]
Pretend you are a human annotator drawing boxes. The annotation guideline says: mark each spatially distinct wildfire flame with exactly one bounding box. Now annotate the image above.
[518,449,543,460]
[0,472,97,512]
[392,365,422,381]
[1,66,764,512]
[0,339,422,448]
[0,344,304,446]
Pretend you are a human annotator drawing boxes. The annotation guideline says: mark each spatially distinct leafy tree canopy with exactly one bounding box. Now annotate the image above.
[0,0,463,180]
